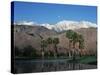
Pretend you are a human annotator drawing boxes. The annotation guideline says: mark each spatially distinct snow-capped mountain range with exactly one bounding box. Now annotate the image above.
[14,20,97,32]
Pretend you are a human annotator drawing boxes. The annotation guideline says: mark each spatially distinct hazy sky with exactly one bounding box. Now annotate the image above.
[12,1,97,24]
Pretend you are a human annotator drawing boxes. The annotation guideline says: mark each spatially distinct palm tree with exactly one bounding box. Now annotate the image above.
[41,39,47,58]
[78,35,84,49]
[71,32,78,60]
[47,37,53,45]
[78,34,84,57]
[66,30,82,58]
[71,33,84,57]
[66,30,75,58]
[46,37,53,56]
[53,38,59,58]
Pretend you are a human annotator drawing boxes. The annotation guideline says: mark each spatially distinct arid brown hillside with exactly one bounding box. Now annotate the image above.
[57,28,97,55]
[14,25,57,50]
[75,28,97,51]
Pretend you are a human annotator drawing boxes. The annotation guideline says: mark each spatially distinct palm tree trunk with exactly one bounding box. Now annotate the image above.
[72,42,76,61]
[54,44,57,58]
[42,51,44,59]
[69,51,71,58]
[68,40,71,58]
[42,47,45,58]
[41,46,45,59]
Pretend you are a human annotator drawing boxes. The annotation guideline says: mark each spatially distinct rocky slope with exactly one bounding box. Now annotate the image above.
[13,25,57,50]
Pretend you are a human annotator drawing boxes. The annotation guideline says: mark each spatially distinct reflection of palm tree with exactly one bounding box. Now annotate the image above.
[53,38,59,58]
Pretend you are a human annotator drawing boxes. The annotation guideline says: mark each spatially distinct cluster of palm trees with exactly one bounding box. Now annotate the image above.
[66,30,84,59]
[41,37,59,58]
[40,30,84,59]
[14,30,84,59]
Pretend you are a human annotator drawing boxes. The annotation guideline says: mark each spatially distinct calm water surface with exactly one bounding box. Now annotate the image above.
[14,59,97,73]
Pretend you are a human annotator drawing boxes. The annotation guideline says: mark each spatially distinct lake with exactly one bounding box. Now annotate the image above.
[14,59,97,73]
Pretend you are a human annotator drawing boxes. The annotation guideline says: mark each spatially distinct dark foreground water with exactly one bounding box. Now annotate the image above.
[14,59,97,73]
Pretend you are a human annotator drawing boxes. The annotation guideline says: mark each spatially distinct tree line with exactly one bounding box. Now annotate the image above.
[14,30,85,59]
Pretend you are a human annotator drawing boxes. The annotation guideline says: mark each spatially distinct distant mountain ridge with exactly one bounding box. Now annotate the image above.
[41,20,97,32]
[14,20,97,32]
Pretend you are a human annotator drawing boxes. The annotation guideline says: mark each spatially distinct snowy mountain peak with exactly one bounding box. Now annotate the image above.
[56,20,78,25]
[14,21,37,25]
[14,20,97,32]
[41,23,54,30]
[42,20,97,32]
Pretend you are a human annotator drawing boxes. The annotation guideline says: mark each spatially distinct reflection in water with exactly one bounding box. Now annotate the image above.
[14,59,97,73]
